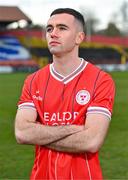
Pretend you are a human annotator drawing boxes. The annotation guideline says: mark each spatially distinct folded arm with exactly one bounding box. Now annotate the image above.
[15,108,84,145]
[46,113,110,153]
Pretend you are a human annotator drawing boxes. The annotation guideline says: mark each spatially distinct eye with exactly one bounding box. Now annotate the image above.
[59,26,67,30]
[59,27,66,30]
[46,27,53,33]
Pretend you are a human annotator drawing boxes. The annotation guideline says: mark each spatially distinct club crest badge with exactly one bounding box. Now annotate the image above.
[76,90,90,105]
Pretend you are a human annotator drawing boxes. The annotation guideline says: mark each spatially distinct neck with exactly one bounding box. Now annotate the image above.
[52,54,81,77]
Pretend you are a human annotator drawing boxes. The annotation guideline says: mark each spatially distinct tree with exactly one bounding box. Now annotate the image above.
[97,22,121,36]
[120,1,128,35]
[79,7,100,41]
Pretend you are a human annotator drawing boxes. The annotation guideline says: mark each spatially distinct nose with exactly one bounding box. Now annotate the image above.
[50,28,58,38]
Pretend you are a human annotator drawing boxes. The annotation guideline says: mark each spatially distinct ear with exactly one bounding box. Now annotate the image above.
[75,32,85,45]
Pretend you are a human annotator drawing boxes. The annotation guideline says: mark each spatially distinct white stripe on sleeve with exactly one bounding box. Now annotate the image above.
[18,102,36,111]
[87,106,111,120]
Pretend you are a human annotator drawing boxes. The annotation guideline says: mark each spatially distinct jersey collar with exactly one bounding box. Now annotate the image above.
[50,58,88,84]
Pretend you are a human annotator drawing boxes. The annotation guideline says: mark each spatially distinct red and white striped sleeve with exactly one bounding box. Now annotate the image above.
[87,72,115,120]
[17,74,36,111]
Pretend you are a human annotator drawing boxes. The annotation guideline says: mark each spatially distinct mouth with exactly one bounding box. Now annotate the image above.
[49,41,60,46]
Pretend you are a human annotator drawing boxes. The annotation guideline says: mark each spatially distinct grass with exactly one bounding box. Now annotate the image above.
[0,73,34,179]
[0,71,128,179]
[100,71,128,179]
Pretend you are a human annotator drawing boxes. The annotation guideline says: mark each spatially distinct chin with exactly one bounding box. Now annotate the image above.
[50,49,61,56]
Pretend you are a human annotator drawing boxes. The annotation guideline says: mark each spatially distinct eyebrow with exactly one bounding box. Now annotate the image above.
[46,24,69,29]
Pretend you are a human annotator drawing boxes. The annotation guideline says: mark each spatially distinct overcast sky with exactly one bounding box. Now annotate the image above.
[0,0,127,29]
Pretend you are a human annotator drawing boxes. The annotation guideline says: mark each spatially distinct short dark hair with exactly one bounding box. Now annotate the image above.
[50,8,85,30]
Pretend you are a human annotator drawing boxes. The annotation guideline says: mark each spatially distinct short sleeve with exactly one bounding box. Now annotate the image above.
[18,74,36,111]
[87,72,115,120]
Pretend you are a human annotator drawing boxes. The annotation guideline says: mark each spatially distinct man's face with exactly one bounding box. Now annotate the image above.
[46,13,83,56]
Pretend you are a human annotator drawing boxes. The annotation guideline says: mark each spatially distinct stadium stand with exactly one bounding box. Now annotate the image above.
[0,6,32,27]
[0,6,128,72]
[0,6,39,73]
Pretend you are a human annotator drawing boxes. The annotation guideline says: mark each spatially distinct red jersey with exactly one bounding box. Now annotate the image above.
[18,59,115,179]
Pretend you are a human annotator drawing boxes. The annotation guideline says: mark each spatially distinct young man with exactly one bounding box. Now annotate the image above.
[15,8,115,179]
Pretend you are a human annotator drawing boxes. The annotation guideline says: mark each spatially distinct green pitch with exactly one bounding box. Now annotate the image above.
[0,71,128,179]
